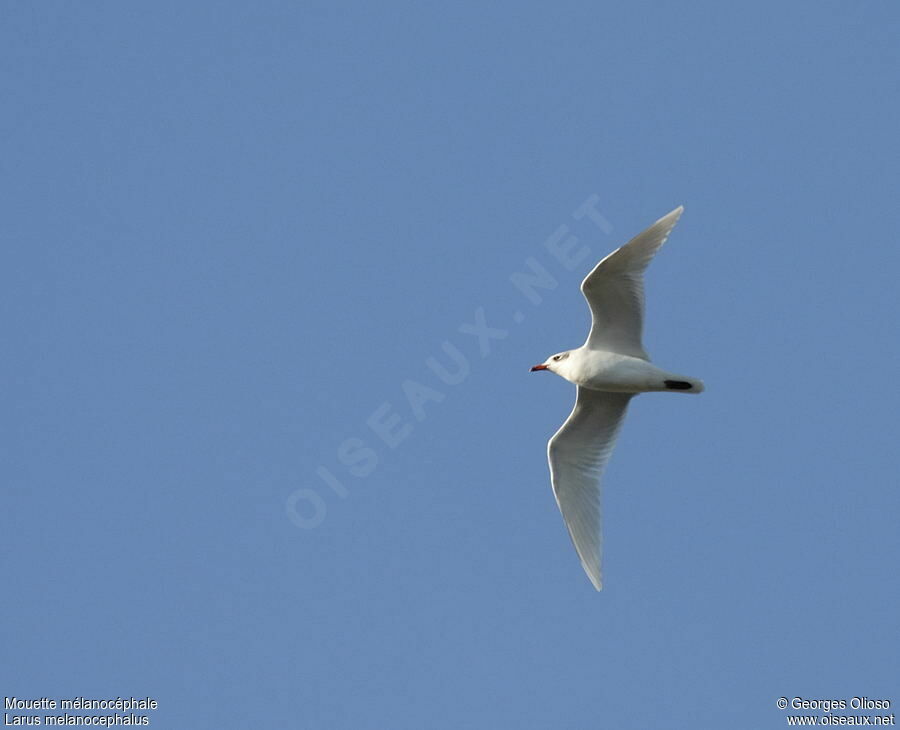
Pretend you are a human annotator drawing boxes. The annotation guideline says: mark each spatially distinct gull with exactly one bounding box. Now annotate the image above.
[530,206,704,590]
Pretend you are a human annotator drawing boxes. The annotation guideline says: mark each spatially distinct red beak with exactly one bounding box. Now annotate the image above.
[530,364,549,372]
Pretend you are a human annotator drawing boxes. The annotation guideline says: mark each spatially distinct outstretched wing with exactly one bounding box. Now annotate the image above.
[581,206,683,359]
[548,387,634,590]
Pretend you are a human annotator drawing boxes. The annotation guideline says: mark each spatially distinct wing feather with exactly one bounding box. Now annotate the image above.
[548,388,634,590]
[581,206,684,358]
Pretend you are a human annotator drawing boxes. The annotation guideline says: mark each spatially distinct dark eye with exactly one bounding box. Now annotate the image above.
[553,355,561,361]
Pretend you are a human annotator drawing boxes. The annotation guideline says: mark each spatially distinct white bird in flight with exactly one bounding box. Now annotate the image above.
[530,206,704,590]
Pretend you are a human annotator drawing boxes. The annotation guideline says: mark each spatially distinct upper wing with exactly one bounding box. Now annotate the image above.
[581,206,684,359]
[548,387,634,591]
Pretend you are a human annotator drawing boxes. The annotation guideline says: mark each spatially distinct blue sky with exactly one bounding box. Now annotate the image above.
[3,2,899,728]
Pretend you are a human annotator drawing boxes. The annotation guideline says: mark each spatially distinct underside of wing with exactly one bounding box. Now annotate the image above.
[547,388,634,590]
[581,206,683,358]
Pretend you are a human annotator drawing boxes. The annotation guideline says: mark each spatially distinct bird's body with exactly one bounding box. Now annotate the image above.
[531,206,703,590]
[549,348,703,394]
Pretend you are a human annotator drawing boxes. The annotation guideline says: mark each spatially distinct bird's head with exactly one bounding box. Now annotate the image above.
[530,350,571,375]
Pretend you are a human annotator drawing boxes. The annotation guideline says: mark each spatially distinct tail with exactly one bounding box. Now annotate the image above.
[663,377,705,393]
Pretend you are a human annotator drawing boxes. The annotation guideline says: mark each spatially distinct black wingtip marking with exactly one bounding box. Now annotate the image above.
[664,380,693,390]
